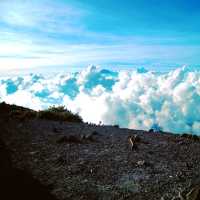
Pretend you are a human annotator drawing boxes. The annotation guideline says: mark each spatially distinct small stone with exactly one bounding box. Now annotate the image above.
[29,151,38,155]
[136,160,145,166]
[85,134,94,141]
[114,156,122,162]
[52,166,61,172]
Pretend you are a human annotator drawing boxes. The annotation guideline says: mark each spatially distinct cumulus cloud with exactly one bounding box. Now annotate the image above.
[0,65,200,135]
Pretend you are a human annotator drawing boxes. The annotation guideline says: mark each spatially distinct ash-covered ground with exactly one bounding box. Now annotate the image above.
[0,102,199,200]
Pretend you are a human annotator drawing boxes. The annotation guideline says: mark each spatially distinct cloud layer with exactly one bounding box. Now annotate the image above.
[0,65,200,135]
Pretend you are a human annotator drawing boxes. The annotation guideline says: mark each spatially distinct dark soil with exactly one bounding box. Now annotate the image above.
[0,102,199,200]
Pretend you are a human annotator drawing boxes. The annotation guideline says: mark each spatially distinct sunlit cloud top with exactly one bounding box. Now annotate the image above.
[1,0,200,73]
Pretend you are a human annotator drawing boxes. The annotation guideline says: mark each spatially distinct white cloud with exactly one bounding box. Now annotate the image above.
[3,90,43,110]
[0,65,200,135]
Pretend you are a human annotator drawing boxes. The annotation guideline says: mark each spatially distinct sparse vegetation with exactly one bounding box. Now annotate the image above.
[37,106,82,123]
[181,133,200,141]
[0,102,82,123]
[46,105,66,113]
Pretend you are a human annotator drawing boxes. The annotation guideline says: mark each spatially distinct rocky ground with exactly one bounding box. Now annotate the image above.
[0,102,199,200]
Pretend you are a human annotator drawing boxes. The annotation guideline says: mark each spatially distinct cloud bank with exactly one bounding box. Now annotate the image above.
[0,66,200,135]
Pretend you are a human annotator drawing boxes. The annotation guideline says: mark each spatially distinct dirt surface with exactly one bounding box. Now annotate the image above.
[0,103,200,200]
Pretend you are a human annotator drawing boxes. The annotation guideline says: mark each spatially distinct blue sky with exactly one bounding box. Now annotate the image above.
[0,0,200,73]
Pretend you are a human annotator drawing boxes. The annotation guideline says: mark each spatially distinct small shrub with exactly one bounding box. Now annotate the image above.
[47,105,66,113]
[37,106,82,123]
[148,129,154,133]
[0,102,82,123]
[192,134,200,141]
[181,133,200,141]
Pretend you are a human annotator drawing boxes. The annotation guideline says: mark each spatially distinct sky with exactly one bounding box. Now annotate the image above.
[0,0,200,73]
